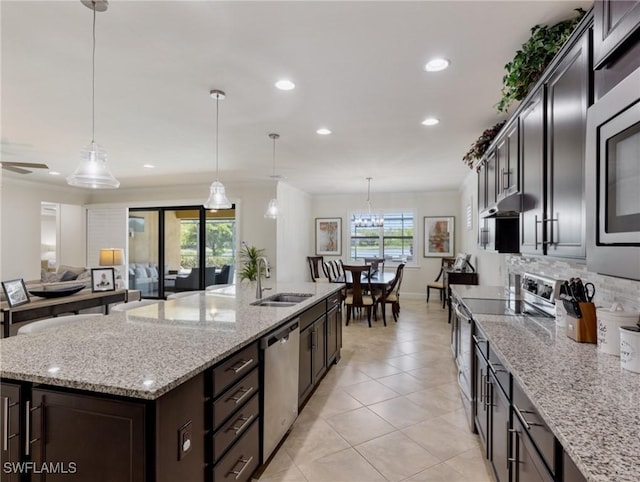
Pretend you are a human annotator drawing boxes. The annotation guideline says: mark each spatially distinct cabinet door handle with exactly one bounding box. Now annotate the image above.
[228,358,254,374]
[24,401,41,457]
[228,386,254,406]
[311,328,317,350]
[509,427,520,482]
[2,397,8,451]
[228,414,254,435]
[543,217,558,245]
[513,405,542,430]
[227,455,254,480]
[534,215,543,249]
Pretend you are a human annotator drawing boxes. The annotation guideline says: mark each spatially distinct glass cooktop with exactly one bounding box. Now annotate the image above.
[461,298,552,318]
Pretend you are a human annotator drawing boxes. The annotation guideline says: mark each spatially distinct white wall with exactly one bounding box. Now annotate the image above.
[312,189,461,297]
[276,182,311,283]
[0,178,90,280]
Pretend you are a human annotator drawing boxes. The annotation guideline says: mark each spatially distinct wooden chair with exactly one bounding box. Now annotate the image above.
[375,263,406,325]
[426,257,456,308]
[342,264,376,327]
[364,257,384,274]
[307,256,327,282]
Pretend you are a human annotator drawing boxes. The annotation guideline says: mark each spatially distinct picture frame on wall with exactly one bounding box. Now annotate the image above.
[91,268,116,292]
[424,216,455,257]
[316,218,342,256]
[1,278,30,307]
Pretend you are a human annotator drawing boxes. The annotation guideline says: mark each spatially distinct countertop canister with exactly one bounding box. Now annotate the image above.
[620,325,640,373]
[597,303,640,356]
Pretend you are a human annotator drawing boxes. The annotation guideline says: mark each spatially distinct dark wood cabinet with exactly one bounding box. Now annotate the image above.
[474,346,489,456]
[497,120,520,197]
[326,299,341,366]
[30,388,146,482]
[511,414,554,482]
[489,370,510,482]
[563,450,588,482]
[1,382,22,482]
[299,313,327,406]
[519,89,546,256]
[594,0,640,68]
[486,151,498,208]
[544,32,590,259]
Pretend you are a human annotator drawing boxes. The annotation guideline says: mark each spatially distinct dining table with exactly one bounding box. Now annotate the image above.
[333,270,397,323]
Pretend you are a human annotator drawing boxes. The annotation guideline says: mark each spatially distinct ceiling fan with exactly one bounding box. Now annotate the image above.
[0,161,49,174]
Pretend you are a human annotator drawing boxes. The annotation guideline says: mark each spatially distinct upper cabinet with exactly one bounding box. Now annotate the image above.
[496,120,520,198]
[593,0,640,68]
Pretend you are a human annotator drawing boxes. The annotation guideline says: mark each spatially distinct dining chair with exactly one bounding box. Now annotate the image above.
[426,257,456,308]
[17,313,105,335]
[323,261,337,281]
[307,256,327,282]
[111,299,164,312]
[330,259,344,278]
[342,264,376,327]
[375,263,406,325]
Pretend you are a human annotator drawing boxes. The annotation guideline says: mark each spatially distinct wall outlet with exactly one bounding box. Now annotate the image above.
[178,421,192,460]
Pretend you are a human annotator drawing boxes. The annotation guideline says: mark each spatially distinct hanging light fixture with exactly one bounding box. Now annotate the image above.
[67,0,120,189]
[264,133,280,219]
[353,177,384,228]
[204,89,232,210]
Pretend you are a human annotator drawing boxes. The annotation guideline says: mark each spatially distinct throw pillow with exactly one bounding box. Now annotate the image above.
[77,270,91,281]
[57,264,86,276]
[60,271,79,281]
[41,270,59,283]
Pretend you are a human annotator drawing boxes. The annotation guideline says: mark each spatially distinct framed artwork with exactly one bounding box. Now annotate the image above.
[91,268,116,292]
[424,216,455,257]
[1,278,30,307]
[316,218,342,256]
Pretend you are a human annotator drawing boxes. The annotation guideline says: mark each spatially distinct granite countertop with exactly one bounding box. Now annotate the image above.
[451,285,640,482]
[0,282,342,400]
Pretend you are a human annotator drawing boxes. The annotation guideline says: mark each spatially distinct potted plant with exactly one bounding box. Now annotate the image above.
[496,8,586,113]
[239,243,268,282]
[462,120,506,169]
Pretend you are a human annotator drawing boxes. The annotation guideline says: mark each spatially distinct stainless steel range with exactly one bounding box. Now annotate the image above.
[450,273,559,431]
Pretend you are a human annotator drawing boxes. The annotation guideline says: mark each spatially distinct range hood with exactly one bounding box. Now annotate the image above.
[480,193,523,218]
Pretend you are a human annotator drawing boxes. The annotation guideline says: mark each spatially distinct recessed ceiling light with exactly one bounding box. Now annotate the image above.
[143,164,155,169]
[424,58,450,72]
[49,171,61,176]
[275,79,295,91]
[316,128,331,135]
[422,117,440,126]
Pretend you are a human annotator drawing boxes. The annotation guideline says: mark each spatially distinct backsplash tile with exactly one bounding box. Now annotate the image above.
[506,255,640,313]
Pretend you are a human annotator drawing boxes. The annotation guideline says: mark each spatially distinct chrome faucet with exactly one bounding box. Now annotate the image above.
[256,256,271,299]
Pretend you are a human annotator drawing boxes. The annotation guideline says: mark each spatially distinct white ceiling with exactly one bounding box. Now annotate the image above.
[1,0,591,195]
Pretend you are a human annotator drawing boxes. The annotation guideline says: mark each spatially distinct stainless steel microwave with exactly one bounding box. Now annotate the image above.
[586,65,640,281]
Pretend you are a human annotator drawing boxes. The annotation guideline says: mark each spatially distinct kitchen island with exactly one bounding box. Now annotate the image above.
[452,285,640,482]
[0,282,344,482]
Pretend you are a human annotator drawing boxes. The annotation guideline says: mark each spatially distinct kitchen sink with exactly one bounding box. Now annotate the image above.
[251,293,313,307]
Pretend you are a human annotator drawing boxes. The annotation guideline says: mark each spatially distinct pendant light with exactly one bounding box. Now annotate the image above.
[264,133,280,219]
[67,0,120,189]
[204,89,232,210]
[353,177,384,228]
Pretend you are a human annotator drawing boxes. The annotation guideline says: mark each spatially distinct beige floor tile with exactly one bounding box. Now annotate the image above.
[342,379,401,405]
[404,388,463,413]
[401,418,479,461]
[320,365,373,388]
[377,372,430,395]
[260,449,299,478]
[282,418,350,464]
[403,462,470,481]
[368,396,436,429]
[355,431,440,482]
[443,447,494,482]
[385,354,430,371]
[297,447,386,482]
[255,463,308,482]
[302,388,363,419]
[351,360,404,379]
[326,407,396,445]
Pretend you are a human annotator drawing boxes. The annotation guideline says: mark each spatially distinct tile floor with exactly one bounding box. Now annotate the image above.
[255,298,495,482]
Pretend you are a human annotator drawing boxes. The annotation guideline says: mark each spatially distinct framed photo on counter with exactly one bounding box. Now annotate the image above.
[1,278,30,307]
[424,216,454,257]
[91,268,115,292]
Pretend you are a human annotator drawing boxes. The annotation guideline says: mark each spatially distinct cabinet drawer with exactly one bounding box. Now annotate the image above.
[213,393,259,463]
[513,380,556,475]
[488,352,510,399]
[213,368,259,430]
[213,418,259,482]
[212,343,258,398]
[299,301,326,331]
[327,292,341,307]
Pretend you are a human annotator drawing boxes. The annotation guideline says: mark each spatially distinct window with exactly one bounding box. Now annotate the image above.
[350,211,415,263]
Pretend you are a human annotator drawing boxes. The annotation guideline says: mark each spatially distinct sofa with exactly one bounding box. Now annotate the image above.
[128,263,161,296]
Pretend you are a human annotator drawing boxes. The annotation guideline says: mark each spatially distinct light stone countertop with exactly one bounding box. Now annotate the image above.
[451,285,640,482]
[0,282,343,400]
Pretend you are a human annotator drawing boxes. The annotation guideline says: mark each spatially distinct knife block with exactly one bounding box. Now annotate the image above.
[566,302,597,343]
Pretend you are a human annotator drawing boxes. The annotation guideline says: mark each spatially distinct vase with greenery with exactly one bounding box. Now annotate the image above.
[239,244,267,282]
[496,8,586,113]
[462,120,506,169]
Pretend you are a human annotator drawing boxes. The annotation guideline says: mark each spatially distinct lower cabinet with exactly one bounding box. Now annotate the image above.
[326,294,342,366]
[299,313,327,406]
[474,346,490,455]
[0,382,23,482]
[511,414,554,482]
[563,450,587,482]
[489,370,510,482]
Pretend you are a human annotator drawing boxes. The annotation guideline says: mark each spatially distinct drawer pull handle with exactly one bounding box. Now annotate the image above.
[2,397,8,451]
[24,401,41,456]
[228,414,254,435]
[514,406,542,430]
[228,359,254,374]
[228,386,254,405]
[228,455,254,480]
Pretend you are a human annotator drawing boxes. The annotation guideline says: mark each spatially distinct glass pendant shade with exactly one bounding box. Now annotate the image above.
[204,180,232,210]
[67,141,120,188]
[352,177,383,227]
[264,198,278,219]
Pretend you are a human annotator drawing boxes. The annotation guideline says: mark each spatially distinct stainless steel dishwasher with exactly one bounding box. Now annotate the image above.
[261,317,300,461]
